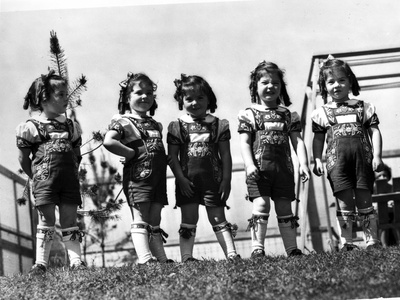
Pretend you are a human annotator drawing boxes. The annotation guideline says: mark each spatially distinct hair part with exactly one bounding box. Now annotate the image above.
[173,74,217,113]
[249,61,291,106]
[118,73,158,116]
[318,58,360,101]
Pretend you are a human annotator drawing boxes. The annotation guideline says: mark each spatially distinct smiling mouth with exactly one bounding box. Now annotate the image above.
[264,93,276,97]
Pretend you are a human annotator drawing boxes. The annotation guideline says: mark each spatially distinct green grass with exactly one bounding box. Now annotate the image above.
[1,247,400,300]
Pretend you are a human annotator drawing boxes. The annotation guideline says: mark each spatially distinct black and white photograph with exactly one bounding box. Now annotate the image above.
[1,0,400,299]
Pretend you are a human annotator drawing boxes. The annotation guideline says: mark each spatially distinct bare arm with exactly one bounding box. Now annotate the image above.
[168,144,194,197]
[239,132,259,180]
[369,125,384,172]
[290,131,310,182]
[103,130,135,161]
[218,140,232,201]
[312,132,326,176]
[18,148,33,179]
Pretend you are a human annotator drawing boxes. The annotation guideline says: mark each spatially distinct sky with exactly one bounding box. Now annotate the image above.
[1,0,400,258]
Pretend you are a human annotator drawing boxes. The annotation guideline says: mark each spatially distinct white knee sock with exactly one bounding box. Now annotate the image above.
[36,225,55,267]
[62,226,83,266]
[337,210,355,246]
[248,212,269,252]
[149,226,168,263]
[277,215,299,255]
[358,207,380,246]
[213,221,237,258]
[179,223,196,262]
[131,222,152,264]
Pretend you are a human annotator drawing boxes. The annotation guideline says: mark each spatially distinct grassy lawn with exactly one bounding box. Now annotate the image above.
[1,246,400,300]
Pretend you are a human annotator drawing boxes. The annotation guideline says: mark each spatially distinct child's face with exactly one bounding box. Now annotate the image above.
[324,69,351,102]
[128,80,155,116]
[375,170,389,181]
[183,86,209,119]
[42,80,68,118]
[257,72,281,107]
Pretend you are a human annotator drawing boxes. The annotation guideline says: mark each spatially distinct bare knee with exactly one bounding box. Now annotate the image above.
[206,206,226,226]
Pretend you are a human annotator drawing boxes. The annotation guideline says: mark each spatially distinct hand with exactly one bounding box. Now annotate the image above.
[246,165,260,181]
[299,165,310,183]
[177,177,195,198]
[313,160,324,176]
[372,157,384,172]
[219,179,231,202]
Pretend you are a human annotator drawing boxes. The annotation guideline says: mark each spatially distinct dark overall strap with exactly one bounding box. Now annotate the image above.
[27,118,75,142]
[26,118,50,141]
[125,116,149,139]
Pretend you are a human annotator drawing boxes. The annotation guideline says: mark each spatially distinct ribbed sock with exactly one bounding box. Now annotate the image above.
[277,215,298,255]
[149,225,168,263]
[35,225,55,267]
[250,212,269,252]
[213,221,237,258]
[358,207,380,246]
[130,222,153,264]
[62,226,83,266]
[337,210,355,246]
[179,223,196,262]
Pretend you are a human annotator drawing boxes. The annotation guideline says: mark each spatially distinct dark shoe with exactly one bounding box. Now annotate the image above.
[251,249,265,259]
[29,264,46,276]
[288,249,303,257]
[71,261,87,270]
[164,259,175,263]
[341,243,359,251]
[228,254,242,262]
[184,257,199,263]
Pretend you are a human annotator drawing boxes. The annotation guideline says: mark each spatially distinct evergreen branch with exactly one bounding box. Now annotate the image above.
[67,75,87,107]
[81,131,105,148]
[49,30,69,79]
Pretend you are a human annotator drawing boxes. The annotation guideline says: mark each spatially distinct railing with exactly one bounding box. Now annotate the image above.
[0,164,35,275]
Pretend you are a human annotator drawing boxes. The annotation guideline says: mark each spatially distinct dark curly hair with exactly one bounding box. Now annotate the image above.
[249,61,291,106]
[118,72,158,116]
[318,58,360,101]
[173,74,217,113]
[23,70,67,111]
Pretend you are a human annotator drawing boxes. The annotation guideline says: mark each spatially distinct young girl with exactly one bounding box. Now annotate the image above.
[167,74,240,262]
[103,72,172,264]
[238,61,310,258]
[311,57,384,251]
[16,70,86,275]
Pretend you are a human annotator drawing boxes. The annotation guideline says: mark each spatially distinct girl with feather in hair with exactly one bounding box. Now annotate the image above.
[16,31,88,275]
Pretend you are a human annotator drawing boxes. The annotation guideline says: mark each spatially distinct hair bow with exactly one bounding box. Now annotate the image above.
[319,54,335,68]
[174,73,188,88]
[23,69,56,109]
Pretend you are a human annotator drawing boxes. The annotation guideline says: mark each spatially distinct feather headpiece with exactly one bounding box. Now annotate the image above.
[50,30,87,110]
